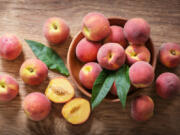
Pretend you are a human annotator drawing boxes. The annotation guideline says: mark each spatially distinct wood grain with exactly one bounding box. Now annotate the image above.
[0,0,180,135]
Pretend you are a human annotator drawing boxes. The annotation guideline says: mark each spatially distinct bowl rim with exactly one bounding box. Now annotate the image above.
[67,17,157,102]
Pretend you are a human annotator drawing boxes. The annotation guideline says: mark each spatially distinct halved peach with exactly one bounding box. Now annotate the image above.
[45,77,75,103]
[61,98,91,125]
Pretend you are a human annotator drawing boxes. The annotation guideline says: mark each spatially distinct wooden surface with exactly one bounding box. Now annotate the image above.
[0,0,180,135]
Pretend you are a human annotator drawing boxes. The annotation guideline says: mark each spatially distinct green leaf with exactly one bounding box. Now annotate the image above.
[91,70,115,110]
[115,65,130,108]
[25,40,69,76]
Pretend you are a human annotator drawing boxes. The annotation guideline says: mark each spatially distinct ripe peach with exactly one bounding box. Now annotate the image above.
[129,61,154,88]
[45,77,75,103]
[131,95,154,122]
[79,62,102,89]
[156,72,180,99]
[43,17,70,44]
[76,38,101,62]
[0,74,19,102]
[159,42,180,68]
[82,12,110,41]
[62,98,91,125]
[0,34,22,60]
[125,44,151,65]
[104,25,127,48]
[20,59,48,85]
[97,43,126,70]
[124,18,150,45]
[23,92,51,121]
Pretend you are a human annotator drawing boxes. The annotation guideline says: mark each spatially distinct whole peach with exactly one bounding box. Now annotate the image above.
[0,34,22,60]
[43,17,70,44]
[20,59,48,85]
[79,62,102,89]
[129,61,154,88]
[104,25,127,48]
[76,38,101,62]
[125,44,151,65]
[0,74,19,102]
[82,12,110,41]
[97,43,126,70]
[159,42,180,68]
[124,18,150,45]
[156,72,180,99]
[23,92,51,121]
[131,95,154,121]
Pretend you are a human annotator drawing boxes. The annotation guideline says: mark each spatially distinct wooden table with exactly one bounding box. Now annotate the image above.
[0,0,180,135]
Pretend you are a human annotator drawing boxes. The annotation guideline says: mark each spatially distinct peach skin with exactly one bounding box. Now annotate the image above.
[20,59,48,85]
[43,17,70,44]
[97,43,126,70]
[82,12,110,41]
[0,74,19,102]
[124,18,150,45]
[125,44,151,65]
[79,62,102,89]
[104,25,127,48]
[76,38,101,62]
[159,42,180,68]
[0,34,22,60]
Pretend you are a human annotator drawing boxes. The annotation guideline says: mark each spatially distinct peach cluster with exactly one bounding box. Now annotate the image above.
[75,12,154,94]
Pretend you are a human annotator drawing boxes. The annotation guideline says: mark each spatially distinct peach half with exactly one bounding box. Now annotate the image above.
[125,44,151,65]
[0,74,19,102]
[62,98,91,125]
[45,77,75,103]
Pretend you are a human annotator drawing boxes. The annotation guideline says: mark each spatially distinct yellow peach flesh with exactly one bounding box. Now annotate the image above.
[62,98,90,124]
[45,77,74,103]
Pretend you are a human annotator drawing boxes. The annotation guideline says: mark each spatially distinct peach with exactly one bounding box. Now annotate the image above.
[104,25,127,48]
[0,34,22,60]
[129,61,154,88]
[79,62,102,89]
[62,98,91,125]
[159,42,180,68]
[0,74,19,102]
[45,77,75,103]
[76,38,101,62]
[156,72,180,99]
[82,12,110,41]
[131,95,154,122]
[125,44,151,65]
[20,59,48,85]
[124,18,150,45]
[23,92,51,121]
[110,82,117,95]
[43,17,70,44]
[97,43,126,70]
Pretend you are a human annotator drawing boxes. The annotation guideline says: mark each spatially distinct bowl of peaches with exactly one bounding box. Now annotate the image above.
[67,12,157,102]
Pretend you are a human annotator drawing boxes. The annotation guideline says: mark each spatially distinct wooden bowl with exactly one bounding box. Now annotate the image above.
[67,17,157,102]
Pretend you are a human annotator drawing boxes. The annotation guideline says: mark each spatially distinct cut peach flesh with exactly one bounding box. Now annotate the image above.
[62,98,91,124]
[45,77,74,103]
